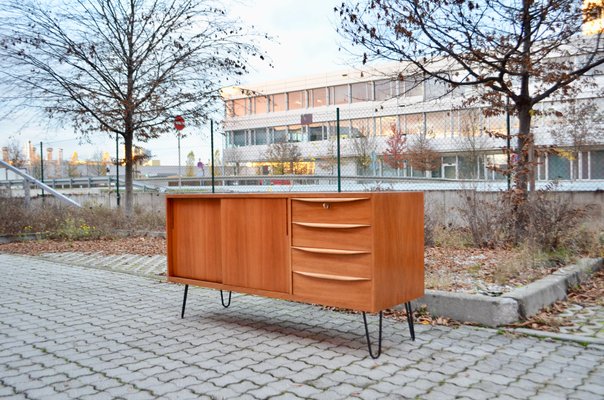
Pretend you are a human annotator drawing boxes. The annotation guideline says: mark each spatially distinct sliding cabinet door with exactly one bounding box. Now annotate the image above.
[167,198,222,282]
[221,199,289,293]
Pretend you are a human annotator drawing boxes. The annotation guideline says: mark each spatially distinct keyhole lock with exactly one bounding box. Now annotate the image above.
[322,202,330,209]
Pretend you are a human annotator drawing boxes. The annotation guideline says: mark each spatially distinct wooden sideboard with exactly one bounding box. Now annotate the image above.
[166,192,424,357]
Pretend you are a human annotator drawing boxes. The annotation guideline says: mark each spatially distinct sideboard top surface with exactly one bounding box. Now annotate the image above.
[166,191,423,199]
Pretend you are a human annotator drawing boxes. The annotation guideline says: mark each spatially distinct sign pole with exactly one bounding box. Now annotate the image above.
[174,115,186,190]
[178,132,182,189]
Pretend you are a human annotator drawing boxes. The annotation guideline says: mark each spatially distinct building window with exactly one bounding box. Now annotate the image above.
[590,150,604,179]
[350,82,372,103]
[426,111,453,138]
[331,84,348,105]
[311,88,327,108]
[270,93,285,112]
[374,79,396,102]
[252,128,268,145]
[271,126,287,143]
[402,113,424,135]
[548,153,571,180]
[403,75,423,97]
[287,91,305,110]
[233,130,246,147]
[309,124,326,141]
[378,116,397,136]
[425,78,447,100]
[255,96,268,114]
[288,125,305,142]
[351,118,374,138]
[460,109,482,137]
[442,156,457,179]
[232,99,247,117]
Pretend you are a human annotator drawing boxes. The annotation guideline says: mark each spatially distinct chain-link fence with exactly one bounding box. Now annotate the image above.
[205,101,604,193]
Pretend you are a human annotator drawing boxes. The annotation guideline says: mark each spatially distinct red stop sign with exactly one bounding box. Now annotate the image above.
[174,115,185,131]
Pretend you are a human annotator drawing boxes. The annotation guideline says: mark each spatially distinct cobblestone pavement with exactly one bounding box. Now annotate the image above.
[558,304,604,340]
[1,253,603,400]
[31,251,604,342]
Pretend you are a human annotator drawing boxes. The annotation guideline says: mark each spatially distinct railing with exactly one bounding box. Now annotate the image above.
[0,160,81,207]
[1,172,602,195]
[0,175,160,192]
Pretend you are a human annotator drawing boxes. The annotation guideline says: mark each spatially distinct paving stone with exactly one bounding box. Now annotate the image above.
[2,253,604,400]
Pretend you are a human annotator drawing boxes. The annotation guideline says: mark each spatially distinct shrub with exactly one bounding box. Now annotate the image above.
[0,198,165,239]
[456,187,594,256]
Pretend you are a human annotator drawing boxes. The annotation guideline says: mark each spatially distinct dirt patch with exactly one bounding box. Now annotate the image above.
[0,237,166,257]
[1,238,559,294]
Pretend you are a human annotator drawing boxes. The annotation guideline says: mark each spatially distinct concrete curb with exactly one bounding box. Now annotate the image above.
[0,233,46,244]
[502,328,604,346]
[408,257,603,327]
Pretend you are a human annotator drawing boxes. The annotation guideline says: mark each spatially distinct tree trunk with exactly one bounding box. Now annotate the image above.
[124,132,134,216]
[515,103,533,201]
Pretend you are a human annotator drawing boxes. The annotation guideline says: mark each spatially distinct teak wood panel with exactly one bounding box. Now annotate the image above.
[167,198,222,282]
[291,198,370,224]
[291,224,372,251]
[221,198,289,294]
[372,192,424,310]
[292,273,371,311]
[291,248,371,279]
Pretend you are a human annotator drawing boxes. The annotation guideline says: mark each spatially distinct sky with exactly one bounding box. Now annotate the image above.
[0,0,348,166]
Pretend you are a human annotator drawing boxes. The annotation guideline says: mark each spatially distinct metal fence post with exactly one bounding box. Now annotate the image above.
[336,107,341,193]
[211,120,215,193]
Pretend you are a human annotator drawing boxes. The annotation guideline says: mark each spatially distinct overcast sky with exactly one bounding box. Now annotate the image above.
[0,0,347,166]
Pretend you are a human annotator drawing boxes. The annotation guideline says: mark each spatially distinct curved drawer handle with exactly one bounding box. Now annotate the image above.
[292,246,370,255]
[294,271,370,281]
[292,222,371,229]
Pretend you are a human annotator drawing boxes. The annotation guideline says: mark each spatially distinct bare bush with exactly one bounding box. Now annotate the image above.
[457,187,592,255]
[0,198,165,239]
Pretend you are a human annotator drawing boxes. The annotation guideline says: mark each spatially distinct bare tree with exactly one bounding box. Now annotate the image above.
[2,137,26,167]
[224,147,244,176]
[86,150,109,176]
[406,133,440,176]
[456,108,492,179]
[349,129,377,176]
[317,137,338,175]
[185,150,196,177]
[264,142,302,175]
[0,0,267,214]
[383,124,407,176]
[337,0,604,199]
[549,98,604,179]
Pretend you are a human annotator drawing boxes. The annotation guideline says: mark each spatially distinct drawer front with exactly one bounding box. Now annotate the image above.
[291,198,371,224]
[292,224,371,251]
[293,272,372,311]
[291,248,371,278]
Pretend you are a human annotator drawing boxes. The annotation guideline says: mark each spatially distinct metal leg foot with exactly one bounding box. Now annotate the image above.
[220,290,232,308]
[405,302,415,341]
[362,311,382,359]
[181,284,189,319]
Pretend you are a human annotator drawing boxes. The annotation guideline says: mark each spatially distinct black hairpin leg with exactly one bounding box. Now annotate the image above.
[181,284,189,319]
[220,290,232,308]
[362,311,383,359]
[405,302,415,341]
